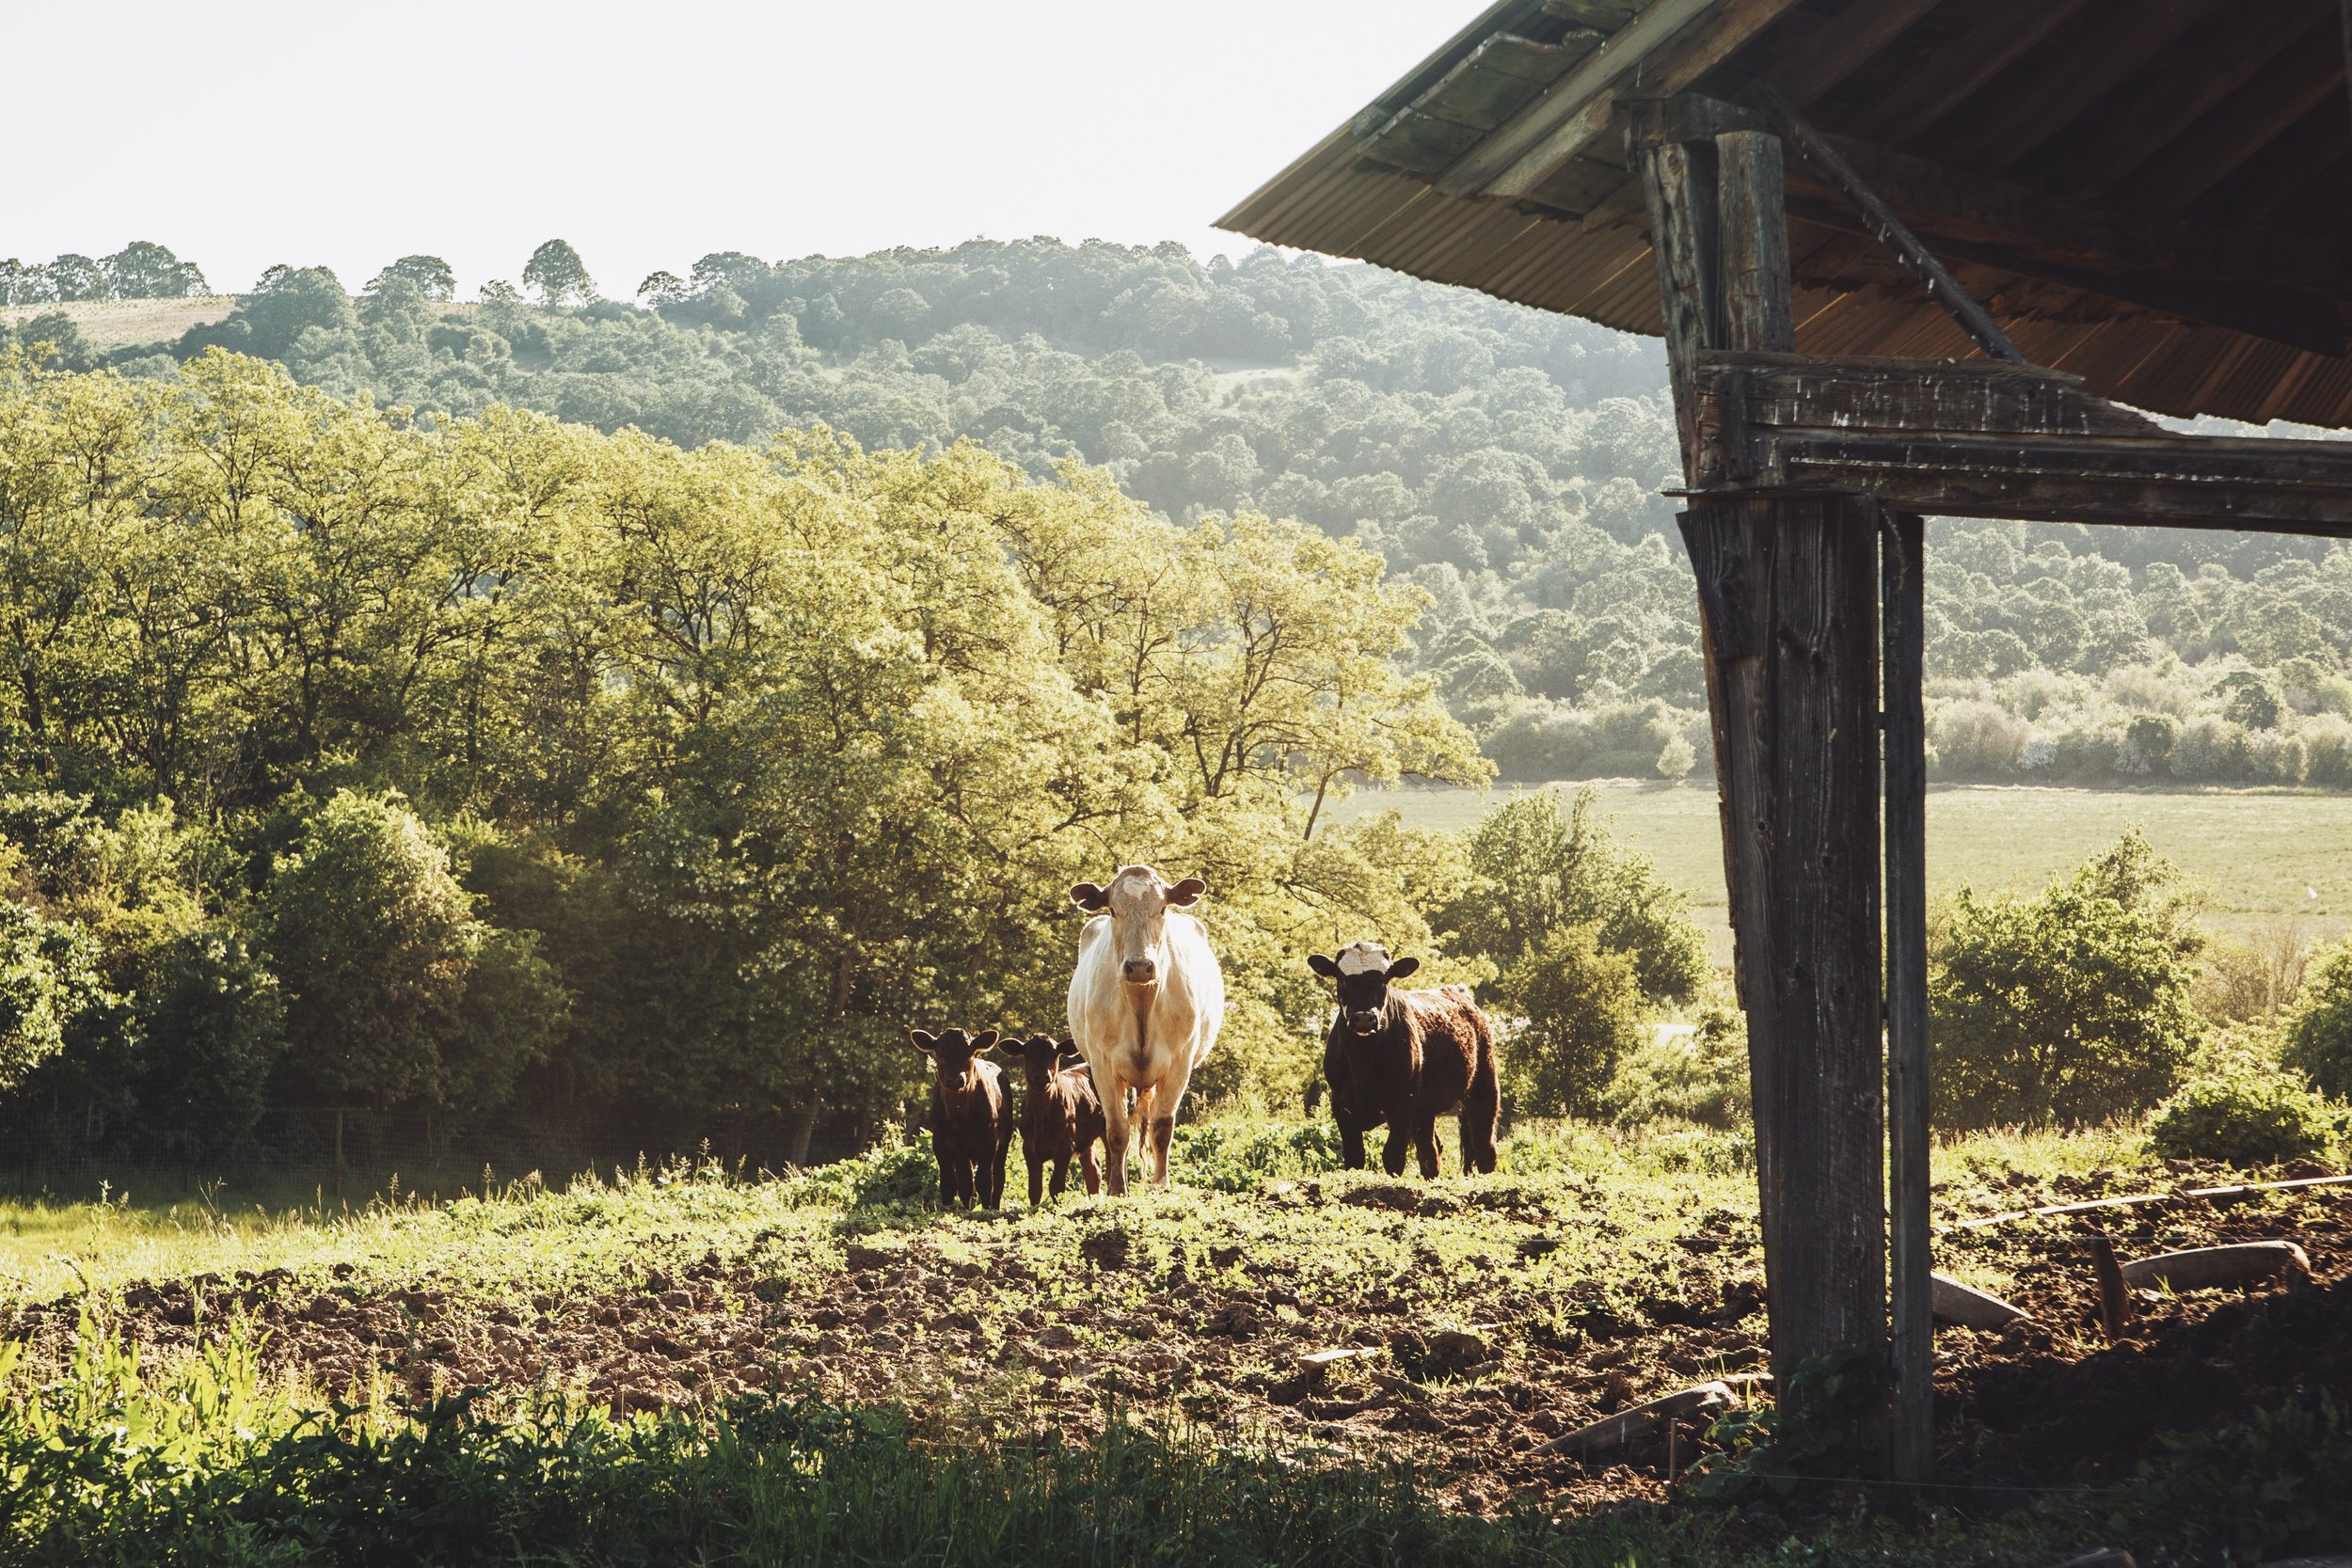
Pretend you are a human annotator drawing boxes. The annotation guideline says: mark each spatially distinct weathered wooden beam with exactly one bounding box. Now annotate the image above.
[1755,88,2027,363]
[1882,507,1931,1485]
[1692,352,2352,536]
[1716,132,1793,356]
[1752,0,1942,111]
[1442,0,1806,199]
[1845,0,2098,149]
[1640,135,1722,473]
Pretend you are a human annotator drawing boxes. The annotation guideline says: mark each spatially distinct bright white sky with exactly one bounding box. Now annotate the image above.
[9,0,1482,297]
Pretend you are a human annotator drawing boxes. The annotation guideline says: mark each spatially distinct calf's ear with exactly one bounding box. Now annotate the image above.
[1166,876,1207,907]
[1070,881,1109,911]
[974,1029,999,1053]
[905,1028,938,1053]
[1306,952,1341,979]
[1385,956,1421,982]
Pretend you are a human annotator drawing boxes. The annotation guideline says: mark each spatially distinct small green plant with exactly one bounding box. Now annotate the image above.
[1690,1343,1885,1503]
[2148,1070,2342,1168]
[2283,938,2352,1099]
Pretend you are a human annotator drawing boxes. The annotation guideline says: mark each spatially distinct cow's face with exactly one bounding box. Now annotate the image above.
[1071,865,1206,986]
[907,1026,997,1093]
[1307,942,1421,1037]
[1015,1033,1073,1080]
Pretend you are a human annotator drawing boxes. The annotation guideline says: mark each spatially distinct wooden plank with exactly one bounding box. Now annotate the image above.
[1639,136,1721,472]
[1355,110,1487,175]
[1943,0,2224,171]
[1758,432,2352,535]
[1756,88,2027,363]
[1883,506,1931,1485]
[2046,0,2333,193]
[1416,36,1590,130]
[1844,0,2098,149]
[1542,0,1642,29]
[1715,132,1793,356]
[1696,351,2160,440]
[1443,0,1807,199]
[2113,27,2349,211]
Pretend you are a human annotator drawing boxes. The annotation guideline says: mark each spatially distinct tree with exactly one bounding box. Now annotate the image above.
[0,900,106,1094]
[637,271,689,306]
[1443,787,1711,1003]
[1500,922,1642,1117]
[262,790,564,1110]
[2282,939,2352,1098]
[43,254,104,302]
[1930,835,2204,1128]
[366,254,456,301]
[522,239,595,306]
[102,241,207,298]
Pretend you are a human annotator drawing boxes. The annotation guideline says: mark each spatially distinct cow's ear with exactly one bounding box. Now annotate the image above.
[1384,956,1421,982]
[906,1028,938,1053]
[1166,876,1207,907]
[1070,881,1109,911]
[974,1029,999,1053]
[1307,952,1341,979]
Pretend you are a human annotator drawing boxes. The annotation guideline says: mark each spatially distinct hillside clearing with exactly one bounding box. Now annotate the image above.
[1,294,238,346]
[1329,782,2352,958]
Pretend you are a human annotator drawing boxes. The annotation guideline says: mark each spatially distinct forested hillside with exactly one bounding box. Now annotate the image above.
[15,235,2352,791]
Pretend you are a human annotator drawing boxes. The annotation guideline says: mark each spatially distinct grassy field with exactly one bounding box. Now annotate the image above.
[0,1120,2343,1564]
[1329,780,2352,959]
[2,294,238,347]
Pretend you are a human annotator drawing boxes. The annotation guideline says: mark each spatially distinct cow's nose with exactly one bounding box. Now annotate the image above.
[1347,1012,1380,1034]
[1122,958,1156,983]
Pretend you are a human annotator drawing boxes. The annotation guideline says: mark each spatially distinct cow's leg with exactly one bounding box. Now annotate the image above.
[1079,1143,1102,1196]
[1145,1055,1196,1187]
[1027,1156,1044,1208]
[989,1136,1011,1208]
[1338,1118,1368,1170]
[1050,1159,1069,1198]
[1462,1051,1501,1175]
[1100,1083,1134,1196]
[1417,1116,1443,1180]
[1381,1120,1412,1178]
[1131,1084,1161,1186]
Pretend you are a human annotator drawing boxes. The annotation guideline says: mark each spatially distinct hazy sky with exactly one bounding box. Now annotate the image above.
[9,0,1479,297]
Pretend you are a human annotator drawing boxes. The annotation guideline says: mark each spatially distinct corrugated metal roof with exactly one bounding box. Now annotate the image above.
[1219,0,2352,431]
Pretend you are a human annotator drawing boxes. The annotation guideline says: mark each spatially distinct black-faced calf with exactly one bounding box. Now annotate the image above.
[1308,942,1500,1179]
[906,1026,1014,1209]
[1013,1034,1106,1205]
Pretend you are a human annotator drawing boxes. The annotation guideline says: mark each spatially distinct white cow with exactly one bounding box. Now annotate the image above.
[1065,865,1225,1193]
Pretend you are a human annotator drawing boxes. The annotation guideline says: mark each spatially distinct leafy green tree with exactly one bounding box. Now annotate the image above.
[1443,787,1710,1003]
[0,900,106,1093]
[636,271,689,306]
[2283,939,2352,1099]
[263,790,564,1110]
[43,254,104,301]
[1930,835,2204,1129]
[522,240,595,306]
[1501,922,1642,1117]
[126,929,285,1160]
[365,255,455,301]
[102,241,207,298]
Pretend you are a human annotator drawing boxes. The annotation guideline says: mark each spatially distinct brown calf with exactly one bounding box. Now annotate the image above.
[1309,942,1500,1179]
[1014,1034,1105,1206]
[906,1027,1014,1209]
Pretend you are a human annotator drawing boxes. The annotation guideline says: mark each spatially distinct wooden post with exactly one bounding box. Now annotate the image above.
[1645,120,1888,1445]
[1882,509,1932,1481]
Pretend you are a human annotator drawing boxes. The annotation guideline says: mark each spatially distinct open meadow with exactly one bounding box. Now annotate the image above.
[1331,782,2352,961]
[0,1122,2345,1564]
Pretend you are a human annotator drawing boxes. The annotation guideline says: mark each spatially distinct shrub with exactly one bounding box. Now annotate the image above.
[1500,922,1643,1117]
[1930,834,2202,1129]
[1930,700,2027,776]
[1597,988,1750,1129]
[2148,1070,2340,1168]
[2284,940,2352,1099]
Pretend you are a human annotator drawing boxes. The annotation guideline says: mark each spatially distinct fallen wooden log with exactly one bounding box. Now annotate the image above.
[1533,1380,1733,1458]
[2121,1242,2312,1293]
[1931,1272,2030,1329]
[1945,1173,2352,1232]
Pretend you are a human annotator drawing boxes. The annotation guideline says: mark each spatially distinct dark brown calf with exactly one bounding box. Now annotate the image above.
[906,1027,1014,1209]
[1310,943,1499,1179]
[1013,1034,1106,1206]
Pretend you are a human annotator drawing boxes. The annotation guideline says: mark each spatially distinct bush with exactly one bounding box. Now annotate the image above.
[2148,1069,2341,1167]
[1930,833,2202,1129]
[1500,922,1643,1117]
[2284,940,2352,1099]
[1929,700,2027,776]
[1597,988,1749,1130]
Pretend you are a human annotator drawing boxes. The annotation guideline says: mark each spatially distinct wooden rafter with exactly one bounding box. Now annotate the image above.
[1940,0,2225,171]
[1843,0,2097,149]
[1690,351,2352,535]
[2114,24,2350,211]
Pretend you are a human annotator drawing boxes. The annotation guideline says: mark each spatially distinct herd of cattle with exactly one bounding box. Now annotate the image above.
[904,864,1501,1208]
